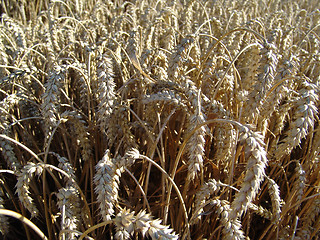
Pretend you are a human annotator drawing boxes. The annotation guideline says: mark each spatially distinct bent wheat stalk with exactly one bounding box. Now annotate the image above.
[0,209,48,240]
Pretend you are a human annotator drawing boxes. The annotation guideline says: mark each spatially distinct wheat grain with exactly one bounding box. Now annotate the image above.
[242,41,279,123]
[113,208,179,240]
[168,36,194,81]
[213,122,237,170]
[0,40,9,76]
[143,88,187,109]
[134,209,178,240]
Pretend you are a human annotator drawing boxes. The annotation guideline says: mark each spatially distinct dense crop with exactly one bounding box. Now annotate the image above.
[0,0,320,239]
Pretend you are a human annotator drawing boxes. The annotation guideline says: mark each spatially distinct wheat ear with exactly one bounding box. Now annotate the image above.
[229,126,268,220]
[96,53,116,133]
[186,90,206,181]
[0,94,21,171]
[210,199,246,240]
[114,208,179,240]
[56,185,81,240]
[272,80,318,161]
[193,179,221,224]
[266,176,282,223]
[41,64,64,144]
[94,149,139,221]
[15,162,44,217]
[94,150,119,221]
[0,187,9,235]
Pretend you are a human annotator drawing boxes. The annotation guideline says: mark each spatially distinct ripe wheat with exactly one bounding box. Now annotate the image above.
[0,0,320,239]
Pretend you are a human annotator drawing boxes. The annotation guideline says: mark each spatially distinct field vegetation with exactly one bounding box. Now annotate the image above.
[0,0,320,239]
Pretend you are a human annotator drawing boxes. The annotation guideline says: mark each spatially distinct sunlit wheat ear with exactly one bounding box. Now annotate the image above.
[43,30,56,67]
[56,185,81,239]
[15,163,44,217]
[186,92,206,181]
[113,208,179,240]
[213,124,237,169]
[292,161,306,207]
[180,0,194,35]
[266,177,282,223]
[259,58,298,125]
[143,88,187,110]
[193,179,221,224]
[168,36,194,81]
[210,199,246,240]
[118,148,140,168]
[41,64,64,144]
[229,126,268,220]
[114,208,135,240]
[272,80,318,161]
[242,41,278,123]
[119,106,139,151]
[134,209,179,240]
[94,149,139,221]
[0,40,9,76]
[271,101,293,138]
[228,18,245,57]
[73,62,89,111]
[152,50,169,81]
[96,53,116,133]
[94,150,119,221]
[239,43,261,93]
[0,135,21,171]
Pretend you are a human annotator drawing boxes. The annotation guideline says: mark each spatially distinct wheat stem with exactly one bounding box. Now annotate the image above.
[0,209,48,240]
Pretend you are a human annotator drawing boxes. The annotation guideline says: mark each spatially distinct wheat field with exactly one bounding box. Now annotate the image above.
[0,0,320,239]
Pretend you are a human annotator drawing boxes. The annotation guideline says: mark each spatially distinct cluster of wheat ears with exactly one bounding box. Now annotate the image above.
[0,0,320,239]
